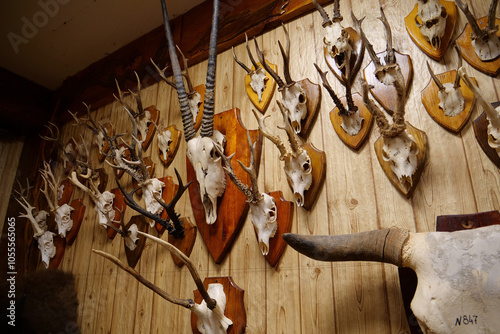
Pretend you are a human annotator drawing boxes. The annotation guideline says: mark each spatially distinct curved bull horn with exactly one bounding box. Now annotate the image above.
[283,227,409,267]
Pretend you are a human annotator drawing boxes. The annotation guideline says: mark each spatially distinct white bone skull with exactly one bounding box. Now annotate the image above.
[95,191,116,227]
[189,91,202,123]
[35,210,49,234]
[96,131,105,155]
[157,128,172,161]
[54,203,74,238]
[250,67,268,102]
[285,150,313,207]
[324,21,353,69]
[341,109,364,136]
[438,83,465,117]
[473,31,500,62]
[124,223,139,251]
[382,131,419,187]
[137,109,151,143]
[280,84,308,134]
[141,178,165,226]
[187,130,226,225]
[38,231,57,268]
[416,0,448,50]
[192,283,233,334]
[249,193,278,256]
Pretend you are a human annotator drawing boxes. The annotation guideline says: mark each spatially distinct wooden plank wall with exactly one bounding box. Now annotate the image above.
[42,0,500,332]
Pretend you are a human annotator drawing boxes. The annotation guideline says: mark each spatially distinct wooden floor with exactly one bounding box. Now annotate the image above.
[27,0,500,332]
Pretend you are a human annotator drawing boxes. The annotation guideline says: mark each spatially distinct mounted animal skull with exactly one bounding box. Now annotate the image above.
[362,69,418,189]
[154,120,172,161]
[252,104,312,207]
[426,46,465,117]
[233,34,269,102]
[158,0,226,225]
[254,25,307,134]
[94,221,232,333]
[416,0,448,50]
[14,179,48,239]
[68,103,108,157]
[311,0,352,70]
[455,0,500,61]
[284,224,500,334]
[38,231,57,269]
[459,67,500,156]
[219,131,278,256]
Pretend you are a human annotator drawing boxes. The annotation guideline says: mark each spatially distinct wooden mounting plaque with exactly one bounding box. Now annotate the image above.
[158,124,181,168]
[132,157,155,197]
[473,104,500,169]
[324,27,365,86]
[156,175,178,235]
[286,142,327,211]
[193,84,205,132]
[404,0,457,61]
[48,235,65,269]
[191,276,246,334]
[374,123,428,198]
[329,93,374,151]
[139,106,159,152]
[65,198,86,246]
[98,122,114,163]
[244,60,277,114]
[363,51,413,115]
[95,168,108,194]
[456,17,500,76]
[186,108,263,264]
[124,215,148,269]
[260,191,293,267]
[421,71,477,133]
[108,188,127,239]
[297,78,321,139]
[58,178,74,207]
[168,217,197,267]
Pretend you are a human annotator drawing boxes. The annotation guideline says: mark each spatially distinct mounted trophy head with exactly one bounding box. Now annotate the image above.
[415,0,448,50]
[455,0,500,61]
[254,25,307,135]
[38,231,57,269]
[154,120,172,161]
[158,0,225,225]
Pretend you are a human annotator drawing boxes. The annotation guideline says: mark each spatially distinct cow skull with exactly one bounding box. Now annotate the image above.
[54,203,74,238]
[38,231,57,269]
[416,0,448,50]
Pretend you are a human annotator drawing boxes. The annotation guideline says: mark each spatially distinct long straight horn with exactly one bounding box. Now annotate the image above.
[278,24,294,86]
[160,0,196,142]
[283,228,409,266]
[254,38,285,89]
[200,0,220,138]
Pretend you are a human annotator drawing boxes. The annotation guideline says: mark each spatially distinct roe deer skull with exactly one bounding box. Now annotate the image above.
[39,231,57,268]
[416,0,448,50]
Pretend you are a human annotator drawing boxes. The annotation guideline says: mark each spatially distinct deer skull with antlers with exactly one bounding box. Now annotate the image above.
[154,120,172,161]
[158,0,226,225]
[415,0,448,50]
[219,131,277,256]
[456,0,500,61]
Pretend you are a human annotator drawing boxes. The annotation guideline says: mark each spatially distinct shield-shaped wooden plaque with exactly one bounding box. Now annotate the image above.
[168,217,197,268]
[286,142,327,211]
[138,106,159,152]
[58,178,74,207]
[421,71,476,133]
[456,17,500,77]
[186,108,262,264]
[473,101,500,169]
[124,215,148,268]
[107,187,127,239]
[363,51,413,115]
[158,124,182,168]
[259,191,293,267]
[48,235,65,269]
[65,198,86,246]
[191,276,246,334]
[245,61,277,114]
[297,78,321,139]
[98,122,114,163]
[193,84,205,132]
[155,175,178,235]
[324,27,365,86]
[329,93,374,150]
[374,122,428,198]
[404,0,457,61]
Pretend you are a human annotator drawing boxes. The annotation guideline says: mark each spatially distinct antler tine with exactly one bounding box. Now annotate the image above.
[391,70,407,135]
[176,45,195,94]
[488,0,499,32]
[276,101,303,154]
[128,72,144,117]
[426,61,445,91]
[245,33,260,70]
[455,0,486,39]
[378,7,395,65]
[160,0,196,142]
[114,79,138,118]
[252,109,288,159]
[254,37,285,89]
[83,102,100,130]
[361,80,391,135]
[150,58,177,89]
[39,161,59,212]
[232,46,251,74]
[311,0,332,27]
[278,23,294,86]
[40,122,60,142]
[352,11,381,69]
[199,0,220,138]
[454,44,463,88]
[314,63,349,116]
[69,171,97,201]
[237,130,262,202]
[458,67,499,120]
[220,151,253,201]
[332,0,343,22]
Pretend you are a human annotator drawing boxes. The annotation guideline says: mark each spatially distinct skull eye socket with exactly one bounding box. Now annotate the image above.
[302,160,311,173]
[298,93,306,104]
[210,146,220,160]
